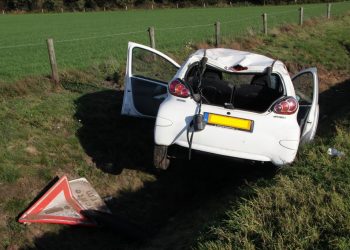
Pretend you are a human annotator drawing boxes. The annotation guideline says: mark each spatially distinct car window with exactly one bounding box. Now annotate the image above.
[185,65,284,112]
[186,65,283,92]
[132,47,178,83]
[292,72,313,105]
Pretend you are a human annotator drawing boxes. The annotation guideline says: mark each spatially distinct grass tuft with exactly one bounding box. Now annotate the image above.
[0,165,20,183]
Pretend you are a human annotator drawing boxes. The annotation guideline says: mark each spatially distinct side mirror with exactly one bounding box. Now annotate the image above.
[193,93,201,102]
[193,114,206,131]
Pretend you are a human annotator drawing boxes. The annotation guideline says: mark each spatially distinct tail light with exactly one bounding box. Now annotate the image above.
[273,97,298,115]
[169,79,190,98]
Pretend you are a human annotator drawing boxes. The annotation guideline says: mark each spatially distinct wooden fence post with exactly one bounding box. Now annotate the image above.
[262,13,267,35]
[299,7,304,26]
[176,3,178,8]
[148,27,155,49]
[327,3,331,19]
[46,38,59,84]
[125,5,128,10]
[215,21,221,48]
[2,10,5,14]
[61,8,63,13]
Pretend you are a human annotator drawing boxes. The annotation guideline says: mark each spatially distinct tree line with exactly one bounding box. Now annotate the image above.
[0,0,338,11]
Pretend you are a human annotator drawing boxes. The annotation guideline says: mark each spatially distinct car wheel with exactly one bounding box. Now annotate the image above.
[153,144,170,170]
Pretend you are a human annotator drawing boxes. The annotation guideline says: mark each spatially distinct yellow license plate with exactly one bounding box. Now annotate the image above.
[203,112,254,132]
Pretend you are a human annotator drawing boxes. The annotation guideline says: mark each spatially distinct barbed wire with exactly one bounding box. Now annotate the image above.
[0,42,45,50]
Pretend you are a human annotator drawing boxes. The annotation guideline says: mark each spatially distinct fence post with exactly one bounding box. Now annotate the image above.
[327,3,331,19]
[46,38,59,84]
[2,10,4,14]
[262,13,267,35]
[299,7,304,26]
[215,21,221,47]
[61,8,63,13]
[148,27,155,49]
[176,3,178,8]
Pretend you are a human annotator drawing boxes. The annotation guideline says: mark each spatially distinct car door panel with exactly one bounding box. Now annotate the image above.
[292,67,319,143]
[131,77,168,117]
[121,42,180,118]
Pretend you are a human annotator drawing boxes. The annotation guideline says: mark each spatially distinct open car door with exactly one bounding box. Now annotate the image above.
[121,42,180,118]
[292,67,319,144]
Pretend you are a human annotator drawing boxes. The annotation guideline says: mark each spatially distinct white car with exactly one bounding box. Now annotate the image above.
[122,42,319,169]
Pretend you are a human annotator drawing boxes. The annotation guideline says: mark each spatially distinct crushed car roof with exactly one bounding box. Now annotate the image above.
[191,48,282,72]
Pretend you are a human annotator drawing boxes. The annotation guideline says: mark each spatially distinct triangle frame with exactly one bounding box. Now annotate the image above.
[18,176,94,225]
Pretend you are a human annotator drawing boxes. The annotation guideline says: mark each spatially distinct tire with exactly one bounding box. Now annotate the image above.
[153,144,170,170]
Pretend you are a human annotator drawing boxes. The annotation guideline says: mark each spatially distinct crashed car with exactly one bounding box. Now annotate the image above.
[122,42,319,169]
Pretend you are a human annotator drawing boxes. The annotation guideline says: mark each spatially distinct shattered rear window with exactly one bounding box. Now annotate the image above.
[186,65,284,113]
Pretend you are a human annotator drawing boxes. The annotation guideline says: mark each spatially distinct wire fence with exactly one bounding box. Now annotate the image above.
[0,1,349,82]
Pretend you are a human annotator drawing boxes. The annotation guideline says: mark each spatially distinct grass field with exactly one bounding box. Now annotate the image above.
[0,13,349,249]
[0,2,350,81]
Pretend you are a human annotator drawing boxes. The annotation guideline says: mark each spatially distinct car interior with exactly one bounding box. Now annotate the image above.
[186,65,285,113]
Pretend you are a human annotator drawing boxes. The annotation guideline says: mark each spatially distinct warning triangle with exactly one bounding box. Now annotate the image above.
[18,176,95,226]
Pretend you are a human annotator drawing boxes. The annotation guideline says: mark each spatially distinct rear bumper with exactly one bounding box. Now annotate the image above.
[155,121,300,166]
[175,140,297,165]
[176,140,271,162]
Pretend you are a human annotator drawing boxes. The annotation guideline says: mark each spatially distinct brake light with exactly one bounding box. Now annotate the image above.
[169,79,190,98]
[273,97,298,115]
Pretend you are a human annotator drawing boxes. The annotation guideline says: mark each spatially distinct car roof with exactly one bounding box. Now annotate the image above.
[190,48,280,72]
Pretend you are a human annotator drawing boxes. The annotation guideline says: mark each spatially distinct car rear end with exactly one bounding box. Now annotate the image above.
[155,54,301,166]
[156,99,300,166]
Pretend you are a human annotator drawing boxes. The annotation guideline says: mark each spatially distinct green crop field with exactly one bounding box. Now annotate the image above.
[0,2,349,82]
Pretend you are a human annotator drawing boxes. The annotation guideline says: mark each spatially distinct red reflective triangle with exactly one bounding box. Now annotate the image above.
[18,176,95,226]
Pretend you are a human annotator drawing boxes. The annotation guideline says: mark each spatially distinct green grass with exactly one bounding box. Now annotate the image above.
[254,16,350,72]
[193,14,350,250]
[195,125,350,249]
[0,12,349,250]
[0,2,350,81]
